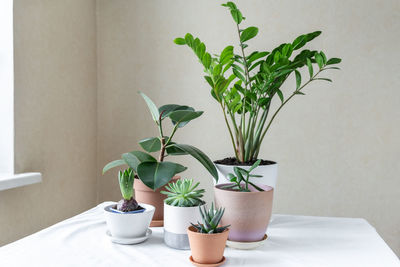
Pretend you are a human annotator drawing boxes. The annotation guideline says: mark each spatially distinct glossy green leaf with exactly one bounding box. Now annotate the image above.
[220,46,234,64]
[276,89,284,103]
[306,58,313,78]
[202,52,212,69]
[122,151,156,172]
[326,58,342,65]
[230,9,243,24]
[315,53,324,69]
[240,26,258,43]
[103,159,126,174]
[139,137,161,152]
[168,110,203,128]
[213,64,222,77]
[137,161,187,190]
[233,68,246,82]
[174,38,186,45]
[314,78,332,82]
[139,92,159,123]
[295,70,301,89]
[184,33,194,47]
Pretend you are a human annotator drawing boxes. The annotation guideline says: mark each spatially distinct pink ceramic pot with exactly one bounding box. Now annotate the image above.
[214,183,273,242]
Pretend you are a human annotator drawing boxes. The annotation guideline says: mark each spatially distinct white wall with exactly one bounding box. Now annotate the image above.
[97,0,400,255]
[0,0,14,174]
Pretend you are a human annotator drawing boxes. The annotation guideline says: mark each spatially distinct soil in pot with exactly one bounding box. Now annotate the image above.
[214,157,275,166]
[214,183,273,242]
[187,226,229,265]
[134,176,180,226]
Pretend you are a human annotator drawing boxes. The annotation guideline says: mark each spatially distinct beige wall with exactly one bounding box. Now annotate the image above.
[97,0,400,255]
[0,0,98,245]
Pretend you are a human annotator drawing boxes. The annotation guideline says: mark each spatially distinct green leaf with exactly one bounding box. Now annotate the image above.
[137,161,187,190]
[174,38,186,45]
[306,58,313,78]
[240,27,258,43]
[276,89,284,103]
[295,70,301,89]
[159,105,194,120]
[184,33,194,48]
[315,53,323,69]
[122,151,156,172]
[233,68,246,82]
[247,51,269,63]
[202,52,212,69]
[273,51,281,63]
[168,110,203,128]
[139,137,161,152]
[103,159,126,174]
[167,144,218,181]
[139,92,160,123]
[314,78,332,82]
[294,91,305,95]
[166,143,188,155]
[213,64,222,77]
[204,76,214,87]
[230,9,243,24]
[220,46,234,64]
[222,2,237,9]
[320,51,327,64]
[326,58,341,65]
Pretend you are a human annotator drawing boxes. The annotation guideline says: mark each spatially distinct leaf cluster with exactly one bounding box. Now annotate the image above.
[191,203,230,234]
[103,92,218,191]
[118,168,135,200]
[161,178,205,207]
[221,159,264,192]
[174,1,342,163]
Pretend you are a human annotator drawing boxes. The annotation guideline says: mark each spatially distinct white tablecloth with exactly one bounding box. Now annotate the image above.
[1,202,398,267]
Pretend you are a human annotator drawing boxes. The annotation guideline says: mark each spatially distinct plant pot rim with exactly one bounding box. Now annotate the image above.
[215,183,273,193]
[104,203,155,215]
[187,225,229,236]
[213,158,277,167]
[164,202,206,209]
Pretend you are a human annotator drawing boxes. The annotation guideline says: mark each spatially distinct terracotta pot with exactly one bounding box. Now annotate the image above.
[187,226,229,264]
[134,176,180,226]
[214,183,273,242]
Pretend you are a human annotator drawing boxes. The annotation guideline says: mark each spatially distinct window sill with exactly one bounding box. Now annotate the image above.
[0,172,42,191]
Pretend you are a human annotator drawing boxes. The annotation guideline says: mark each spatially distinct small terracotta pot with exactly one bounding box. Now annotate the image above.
[134,176,180,226]
[187,226,229,264]
[214,183,273,242]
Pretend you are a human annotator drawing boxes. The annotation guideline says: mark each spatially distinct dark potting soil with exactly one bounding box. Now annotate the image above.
[214,157,276,166]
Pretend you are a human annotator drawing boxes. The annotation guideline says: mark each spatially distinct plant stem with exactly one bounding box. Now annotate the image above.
[220,102,239,159]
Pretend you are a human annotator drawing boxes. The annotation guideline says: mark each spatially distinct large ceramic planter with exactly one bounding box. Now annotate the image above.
[164,202,205,250]
[214,161,278,188]
[104,203,155,238]
[187,226,229,265]
[134,176,180,227]
[214,183,273,242]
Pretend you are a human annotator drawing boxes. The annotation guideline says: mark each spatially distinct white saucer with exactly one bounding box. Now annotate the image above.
[106,229,152,245]
[226,234,268,250]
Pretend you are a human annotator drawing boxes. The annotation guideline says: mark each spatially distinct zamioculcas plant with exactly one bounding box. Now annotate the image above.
[191,203,230,234]
[161,178,205,207]
[103,92,218,190]
[174,1,342,163]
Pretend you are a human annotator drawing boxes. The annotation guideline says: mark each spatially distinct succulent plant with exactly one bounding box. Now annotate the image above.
[161,179,205,207]
[191,203,230,234]
[221,159,264,192]
[116,168,139,212]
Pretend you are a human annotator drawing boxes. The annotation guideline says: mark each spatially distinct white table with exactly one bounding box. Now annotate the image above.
[1,202,399,267]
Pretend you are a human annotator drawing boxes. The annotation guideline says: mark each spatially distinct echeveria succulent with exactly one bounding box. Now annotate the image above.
[161,178,205,207]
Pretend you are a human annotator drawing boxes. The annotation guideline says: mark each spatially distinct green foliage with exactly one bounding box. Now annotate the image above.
[118,168,134,200]
[174,1,342,163]
[102,93,218,190]
[161,179,205,207]
[191,203,230,234]
[221,159,264,192]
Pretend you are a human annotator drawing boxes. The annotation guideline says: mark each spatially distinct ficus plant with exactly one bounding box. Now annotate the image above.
[174,1,342,163]
[103,92,218,190]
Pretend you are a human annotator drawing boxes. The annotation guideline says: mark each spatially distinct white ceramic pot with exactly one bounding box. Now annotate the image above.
[164,202,205,250]
[214,161,278,188]
[104,203,155,238]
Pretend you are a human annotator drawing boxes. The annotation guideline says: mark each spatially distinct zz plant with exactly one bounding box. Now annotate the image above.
[191,203,230,234]
[103,92,218,190]
[161,179,205,207]
[174,1,342,163]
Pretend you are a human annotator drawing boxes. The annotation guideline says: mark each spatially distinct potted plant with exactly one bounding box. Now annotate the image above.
[187,203,230,266]
[174,1,341,188]
[161,178,206,250]
[214,160,273,246]
[103,92,218,226]
[104,168,155,244]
